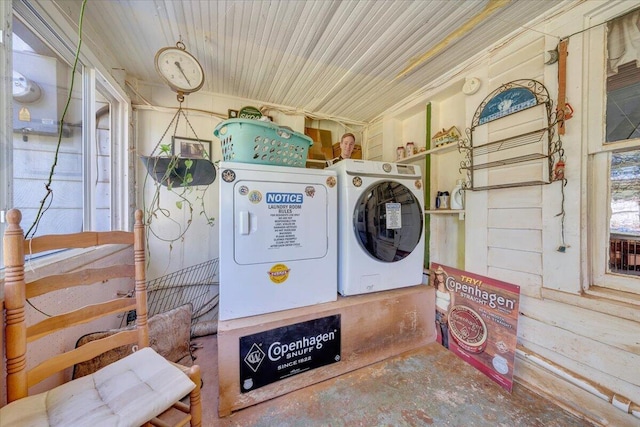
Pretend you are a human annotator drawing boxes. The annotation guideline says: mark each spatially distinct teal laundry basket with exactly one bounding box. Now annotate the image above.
[214,118,312,167]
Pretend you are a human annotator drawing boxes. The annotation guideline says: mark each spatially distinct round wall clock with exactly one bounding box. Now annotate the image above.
[462,77,481,95]
[154,42,205,96]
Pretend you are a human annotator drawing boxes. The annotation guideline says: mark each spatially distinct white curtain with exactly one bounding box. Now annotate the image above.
[607,9,640,75]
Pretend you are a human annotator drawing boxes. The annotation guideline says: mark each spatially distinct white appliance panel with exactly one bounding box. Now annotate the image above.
[219,162,337,320]
[329,159,425,296]
[233,180,328,264]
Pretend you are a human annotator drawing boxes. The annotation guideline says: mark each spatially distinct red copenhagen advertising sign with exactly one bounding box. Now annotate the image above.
[431,263,520,392]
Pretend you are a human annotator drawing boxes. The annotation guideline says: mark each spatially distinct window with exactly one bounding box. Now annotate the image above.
[589,7,640,294]
[609,150,640,276]
[0,5,130,268]
[605,10,640,279]
[605,10,640,143]
[11,15,86,237]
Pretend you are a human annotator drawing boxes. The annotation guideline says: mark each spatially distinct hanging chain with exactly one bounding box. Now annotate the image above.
[150,101,203,157]
[151,102,182,156]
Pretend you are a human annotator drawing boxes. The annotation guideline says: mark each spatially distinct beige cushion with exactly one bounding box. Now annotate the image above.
[0,347,195,427]
[73,304,194,379]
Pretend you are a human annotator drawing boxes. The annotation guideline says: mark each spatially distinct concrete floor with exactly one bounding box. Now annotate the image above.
[190,334,596,427]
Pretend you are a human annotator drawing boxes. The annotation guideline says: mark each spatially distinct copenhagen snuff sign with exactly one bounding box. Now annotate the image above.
[431,263,520,392]
[239,315,341,393]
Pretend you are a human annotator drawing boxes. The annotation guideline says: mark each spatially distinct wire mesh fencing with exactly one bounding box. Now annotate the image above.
[145,258,220,337]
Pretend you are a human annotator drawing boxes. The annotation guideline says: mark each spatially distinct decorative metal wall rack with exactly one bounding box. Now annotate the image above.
[458,79,564,191]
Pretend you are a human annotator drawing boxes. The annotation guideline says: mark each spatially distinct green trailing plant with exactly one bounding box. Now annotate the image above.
[140,103,216,258]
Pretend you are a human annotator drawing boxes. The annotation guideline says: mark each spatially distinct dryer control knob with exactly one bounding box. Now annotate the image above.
[382,163,392,172]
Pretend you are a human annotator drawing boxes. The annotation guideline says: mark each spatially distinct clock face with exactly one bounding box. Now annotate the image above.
[155,47,205,94]
[463,77,481,95]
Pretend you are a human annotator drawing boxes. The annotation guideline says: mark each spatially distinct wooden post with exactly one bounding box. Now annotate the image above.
[3,209,28,402]
[133,209,149,348]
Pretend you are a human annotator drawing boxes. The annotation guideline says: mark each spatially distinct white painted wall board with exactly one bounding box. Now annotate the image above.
[488,207,542,229]
[464,190,489,275]
[487,186,542,208]
[486,266,541,297]
[541,181,580,293]
[366,121,383,160]
[515,348,640,427]
[539,18,581,293]
[488,247,542,275]
[483,142,547,164]
[488,34,545,74]
[436,92,466,133]
[471,160,547,189]
[489,56,544,89]
[429,214,460,268]
[401,111,425,151]
[488,228,542,252]
[484,161,548,187]
[368,143,383,160]
[522,296,640,355]
[434,151,465,199]
[485,104,549,138]
[135,85,225,281]
[516,328,640,398]
[518,315,640,388]
[382,118,403,161]
[386,2,640,419]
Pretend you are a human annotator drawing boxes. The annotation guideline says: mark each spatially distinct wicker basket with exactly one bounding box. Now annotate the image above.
[214,119,312,167]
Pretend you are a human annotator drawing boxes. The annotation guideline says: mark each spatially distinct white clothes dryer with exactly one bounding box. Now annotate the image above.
[218,162,338,320]
[328,159,425,296]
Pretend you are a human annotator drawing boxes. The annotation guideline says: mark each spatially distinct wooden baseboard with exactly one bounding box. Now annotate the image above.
[515,350,639,426]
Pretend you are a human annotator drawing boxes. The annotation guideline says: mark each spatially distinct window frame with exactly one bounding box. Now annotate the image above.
[585,3,640,296]
[0,0,131,268]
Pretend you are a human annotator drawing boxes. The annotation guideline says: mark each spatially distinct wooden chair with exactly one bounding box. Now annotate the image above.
[1,209,202,427]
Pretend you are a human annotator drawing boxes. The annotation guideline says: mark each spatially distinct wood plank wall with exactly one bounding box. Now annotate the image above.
[462,8,640,424]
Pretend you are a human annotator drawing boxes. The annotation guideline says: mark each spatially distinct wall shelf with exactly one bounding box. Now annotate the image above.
[466,128,547,156]
[470,181,548,191]
[460,79,563,191]
[397,142,459,164]
[469,153,548,170]
[425,209,465,220]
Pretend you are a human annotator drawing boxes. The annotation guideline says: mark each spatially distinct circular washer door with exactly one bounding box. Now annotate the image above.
[353,180,423,262]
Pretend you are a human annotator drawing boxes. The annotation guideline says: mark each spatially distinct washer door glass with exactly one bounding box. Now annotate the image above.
[353,180,423,262]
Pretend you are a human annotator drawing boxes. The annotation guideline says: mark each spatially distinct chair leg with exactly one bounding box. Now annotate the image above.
[187,365,202,427]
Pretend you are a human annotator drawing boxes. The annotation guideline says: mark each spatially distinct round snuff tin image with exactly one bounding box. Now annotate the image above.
[448,305,488,354]
[267,263,290,284]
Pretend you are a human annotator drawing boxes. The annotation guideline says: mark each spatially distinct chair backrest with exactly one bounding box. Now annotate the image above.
[3,209,148,403]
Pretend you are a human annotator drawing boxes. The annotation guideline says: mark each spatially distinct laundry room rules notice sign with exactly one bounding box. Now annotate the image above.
[430,263,520,392]
[239,315,341,393]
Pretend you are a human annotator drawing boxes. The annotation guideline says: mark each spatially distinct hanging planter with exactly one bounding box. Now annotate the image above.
[140,102,216,254]
[140,155,216,187]
[140,104,217,187]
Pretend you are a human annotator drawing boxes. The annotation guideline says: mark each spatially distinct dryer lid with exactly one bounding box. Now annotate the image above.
[233,179,330,265]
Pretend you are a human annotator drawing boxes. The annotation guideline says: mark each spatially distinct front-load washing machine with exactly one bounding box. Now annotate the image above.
[218,162,338,320]
[328,159,424,296]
